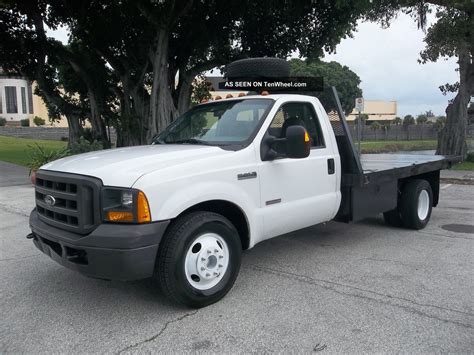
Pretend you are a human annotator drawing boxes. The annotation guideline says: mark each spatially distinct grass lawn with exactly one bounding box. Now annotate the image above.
[359,140,437,153]
[452,161,474,171]
[0,136,67,166]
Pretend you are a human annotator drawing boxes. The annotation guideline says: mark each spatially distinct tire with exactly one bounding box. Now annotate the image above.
[400,179,433,230]
[383,208,403,227]
[157,211,242,308]
[226,57,290,79]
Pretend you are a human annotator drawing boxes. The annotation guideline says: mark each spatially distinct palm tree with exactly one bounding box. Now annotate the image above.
[403,115,415,140]
[370,122,382,141]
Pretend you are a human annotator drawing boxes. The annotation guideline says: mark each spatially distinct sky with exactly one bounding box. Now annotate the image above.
[47,12,458,117]
[324,12,457,117]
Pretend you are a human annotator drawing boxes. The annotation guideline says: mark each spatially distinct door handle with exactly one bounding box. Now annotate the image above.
[327,158,335,175]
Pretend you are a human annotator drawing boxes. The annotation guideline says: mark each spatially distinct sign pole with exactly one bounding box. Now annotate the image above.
[358,111,361,154]
[355,97,364,155]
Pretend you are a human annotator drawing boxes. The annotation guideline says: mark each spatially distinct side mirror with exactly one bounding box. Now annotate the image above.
[285,125,311,159]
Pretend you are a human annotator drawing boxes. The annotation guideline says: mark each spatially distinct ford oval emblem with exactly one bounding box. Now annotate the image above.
[44,195,56,206]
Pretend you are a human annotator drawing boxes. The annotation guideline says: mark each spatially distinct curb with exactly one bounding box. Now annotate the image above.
[440,177,474,185]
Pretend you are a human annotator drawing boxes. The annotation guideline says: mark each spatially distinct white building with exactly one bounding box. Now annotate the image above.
[347,100,398,122]
[0,75,35,123]
[0,74,72,127]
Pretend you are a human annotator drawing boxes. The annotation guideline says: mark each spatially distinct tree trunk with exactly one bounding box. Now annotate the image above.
[148,28,178,142]
[66,112,83,146]
[437,50,472,158]
[87,90,110,146]
[176,71,194,115]
[114,84,144,147]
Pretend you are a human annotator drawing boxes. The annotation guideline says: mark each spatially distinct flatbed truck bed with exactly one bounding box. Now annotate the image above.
[326,87,457,223]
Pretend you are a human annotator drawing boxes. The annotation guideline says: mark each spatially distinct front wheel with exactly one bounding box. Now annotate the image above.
[157,211,242,308]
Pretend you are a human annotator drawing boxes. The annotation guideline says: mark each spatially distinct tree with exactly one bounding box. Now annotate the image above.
[354,113,369,125]
[416,114,428,139]
[416,114,428,124]
[382,123,391,140]
[0,1,113,147]
[403,114,415,140]
[367,1,474,158]
[289,58,363,114]
[1,0,373,147]
[370,121,382,140]
[434,116,447,132]
[393,116,402,125]
[191,76,212,106]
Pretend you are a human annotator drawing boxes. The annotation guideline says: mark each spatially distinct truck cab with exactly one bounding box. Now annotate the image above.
[29,89,452,308]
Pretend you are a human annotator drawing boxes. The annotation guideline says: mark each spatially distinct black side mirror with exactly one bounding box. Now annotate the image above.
[285,125,311,159]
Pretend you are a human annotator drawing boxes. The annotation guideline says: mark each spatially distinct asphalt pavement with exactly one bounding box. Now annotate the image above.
[0,166,473,353]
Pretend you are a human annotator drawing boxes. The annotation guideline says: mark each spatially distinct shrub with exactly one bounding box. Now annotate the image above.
[81,128,94,142]
[466,152,474,163]
[434,116,446,132]
[33,116,46,126]
[20,119,30,127]
[28,136,103,174]
[0,117,6,126]
[69,136,103,155]
[28,143,69,174]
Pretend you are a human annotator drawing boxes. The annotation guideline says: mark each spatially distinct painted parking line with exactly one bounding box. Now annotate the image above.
[441,184,452,190]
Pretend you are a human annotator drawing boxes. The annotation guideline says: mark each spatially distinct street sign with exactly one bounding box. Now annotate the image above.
[355,97,364,112]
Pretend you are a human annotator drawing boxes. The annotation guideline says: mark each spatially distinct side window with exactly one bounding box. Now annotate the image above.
[267,102,325,148]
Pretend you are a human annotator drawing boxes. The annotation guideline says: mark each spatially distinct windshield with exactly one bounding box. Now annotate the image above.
[154,99,273,146]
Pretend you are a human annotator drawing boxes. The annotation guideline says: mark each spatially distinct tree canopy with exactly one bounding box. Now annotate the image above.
[289,58,363,114]
[0,0,371,146]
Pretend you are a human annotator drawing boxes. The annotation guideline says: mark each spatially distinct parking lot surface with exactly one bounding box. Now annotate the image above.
[0,167,473,353]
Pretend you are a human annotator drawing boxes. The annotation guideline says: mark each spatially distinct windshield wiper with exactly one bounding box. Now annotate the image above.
[169,138,213,145]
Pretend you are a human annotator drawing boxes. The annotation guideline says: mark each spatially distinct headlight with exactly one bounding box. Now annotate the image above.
[101,188,151,223]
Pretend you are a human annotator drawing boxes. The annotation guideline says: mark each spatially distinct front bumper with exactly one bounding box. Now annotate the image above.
[29,209,170,281]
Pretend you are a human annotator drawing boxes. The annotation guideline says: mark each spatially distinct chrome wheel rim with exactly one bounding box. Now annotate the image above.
[184,233,229,290]
[417,189,430,220]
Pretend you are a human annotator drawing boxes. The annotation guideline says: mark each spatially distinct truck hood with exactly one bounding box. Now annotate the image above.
[41,145,230,187]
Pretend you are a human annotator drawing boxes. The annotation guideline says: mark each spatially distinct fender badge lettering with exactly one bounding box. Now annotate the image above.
[237,172,257,180]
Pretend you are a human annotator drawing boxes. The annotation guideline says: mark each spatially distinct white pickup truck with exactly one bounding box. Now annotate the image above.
[28,62,454,307]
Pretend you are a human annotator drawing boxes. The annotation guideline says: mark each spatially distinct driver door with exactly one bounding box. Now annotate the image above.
[258,101,339,240]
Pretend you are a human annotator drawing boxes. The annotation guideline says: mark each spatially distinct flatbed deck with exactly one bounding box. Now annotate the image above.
[360,154,447,174]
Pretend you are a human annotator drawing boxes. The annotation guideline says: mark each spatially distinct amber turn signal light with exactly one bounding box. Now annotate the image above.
[107,211,134,222]
[304,131,310,142]
[137,191,151,223]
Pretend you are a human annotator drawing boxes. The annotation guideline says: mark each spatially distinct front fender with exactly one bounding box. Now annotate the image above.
[133,178,262,246]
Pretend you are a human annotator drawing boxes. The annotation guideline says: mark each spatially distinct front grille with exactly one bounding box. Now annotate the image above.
[35,171,102,234]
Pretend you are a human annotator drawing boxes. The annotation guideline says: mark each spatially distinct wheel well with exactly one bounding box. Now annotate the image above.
[177,200,250,250]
